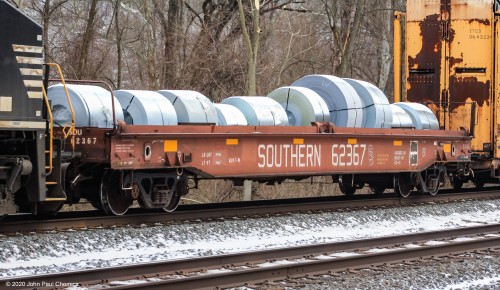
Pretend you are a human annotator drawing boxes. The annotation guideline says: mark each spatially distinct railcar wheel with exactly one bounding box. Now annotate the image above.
[428,183,439,195]
[100,170,132,215]
[339,182,356,196]
[162,179,188,212]
[338,175,357,196]
[451,177,464,190]
[395,173,413,198]
[89,199,103,211]
[370,186,385,195]
[473,180,484,189]
[428,170,445,196]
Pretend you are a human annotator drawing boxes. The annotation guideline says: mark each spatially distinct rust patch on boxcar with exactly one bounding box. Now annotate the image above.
[407,14,441,103]
[440,0,448,11]
[449,76,490,107]
[407,14,441,68]
[469,19,490,26]
[448,25,455,42]
[448,56,463,67]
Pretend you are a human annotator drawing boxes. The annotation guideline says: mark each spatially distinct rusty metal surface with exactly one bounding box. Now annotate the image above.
[111,124,471,177]
[3,223,498,289]
[54,127,109,162]
[58,123,471,178]
[405,0,494,154]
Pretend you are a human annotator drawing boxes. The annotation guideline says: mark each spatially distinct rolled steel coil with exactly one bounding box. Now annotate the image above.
[343,79,392,128]
[390,104,415,128]
[157,90,217,124]
[214,104,248,126]
[114,90,178,125]
[394,102,439,130]
[48,84,124,128]
[291,75,364,127]
[266,86,329,126]
[221,96,289,126]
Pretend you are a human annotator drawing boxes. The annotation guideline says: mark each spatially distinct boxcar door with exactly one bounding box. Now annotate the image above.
[446,0,494,156]
[405,0,446,126]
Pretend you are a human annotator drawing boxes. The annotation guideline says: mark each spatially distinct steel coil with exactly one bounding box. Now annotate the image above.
[214,104,248,126]
[158,90,217,124]
[291,75,364,127]
[48,84,124,128]
[266,86,329,126]
[343,79,392,128]
[114,90,178,125]
[390,104,414,128]
[221,96,289,126]
[394,102,439,130]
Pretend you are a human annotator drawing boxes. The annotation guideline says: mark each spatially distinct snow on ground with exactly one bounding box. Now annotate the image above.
[436,276,500,290]
[0,199,499,278]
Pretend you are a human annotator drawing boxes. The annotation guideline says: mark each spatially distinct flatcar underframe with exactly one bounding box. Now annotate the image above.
[47,122,473,215]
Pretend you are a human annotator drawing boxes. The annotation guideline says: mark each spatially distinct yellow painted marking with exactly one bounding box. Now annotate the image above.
[15,56,43,65]
[443,143,451,153]
[12,44,43,54]
[226,138,238,145]
[293,138,304,145]
[20,68,43,76]
[27,91,43,99]
[164,140,178,152]
[0,97,12,112]
[394,140,403,146]
[347,138,357,145]
[23,80,43,88]
[0,120,45,129]
[44,197,66,201]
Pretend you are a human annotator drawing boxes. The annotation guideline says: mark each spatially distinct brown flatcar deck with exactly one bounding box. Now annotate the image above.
[57,123,471,177]
[52,123,473,215]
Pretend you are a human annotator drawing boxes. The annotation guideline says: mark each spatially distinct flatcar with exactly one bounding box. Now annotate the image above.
[0,0,481,216]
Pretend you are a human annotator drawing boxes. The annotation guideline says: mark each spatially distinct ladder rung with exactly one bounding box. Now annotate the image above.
[45,166,51,169]
[44,197,66,201]
[45,150,50,154]
[46,181,58,185]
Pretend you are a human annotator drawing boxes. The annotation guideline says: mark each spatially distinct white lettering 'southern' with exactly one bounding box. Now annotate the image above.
[258,144,321,168]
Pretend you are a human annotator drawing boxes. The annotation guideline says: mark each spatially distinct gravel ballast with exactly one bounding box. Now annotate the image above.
[258,251,500,290]
[0,198,499,288]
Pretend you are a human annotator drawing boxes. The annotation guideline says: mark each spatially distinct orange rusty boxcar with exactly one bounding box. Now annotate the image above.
[397,0,500,187]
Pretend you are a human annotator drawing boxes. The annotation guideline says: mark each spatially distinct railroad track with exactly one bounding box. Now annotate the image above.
[2,223,498,289]
[1,189,499,235]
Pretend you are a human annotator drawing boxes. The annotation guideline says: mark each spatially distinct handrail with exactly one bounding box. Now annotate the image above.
[45,63,76,150]
[41,85,53,176]
[48,79,118,132]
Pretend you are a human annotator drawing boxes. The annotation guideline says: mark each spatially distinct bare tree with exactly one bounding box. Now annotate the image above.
[237,0,260,95]
[378,0,393,91]
[321,0,367,76]
[76,0,98,79]
[19,0,404,101]
[153,0,183,89]
[25,0,68,62]
[112,0,123,89]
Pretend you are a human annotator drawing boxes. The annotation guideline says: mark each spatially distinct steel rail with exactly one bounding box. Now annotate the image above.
[116,236,500,290]
[1,223,499,289]
[1,190,499,235]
